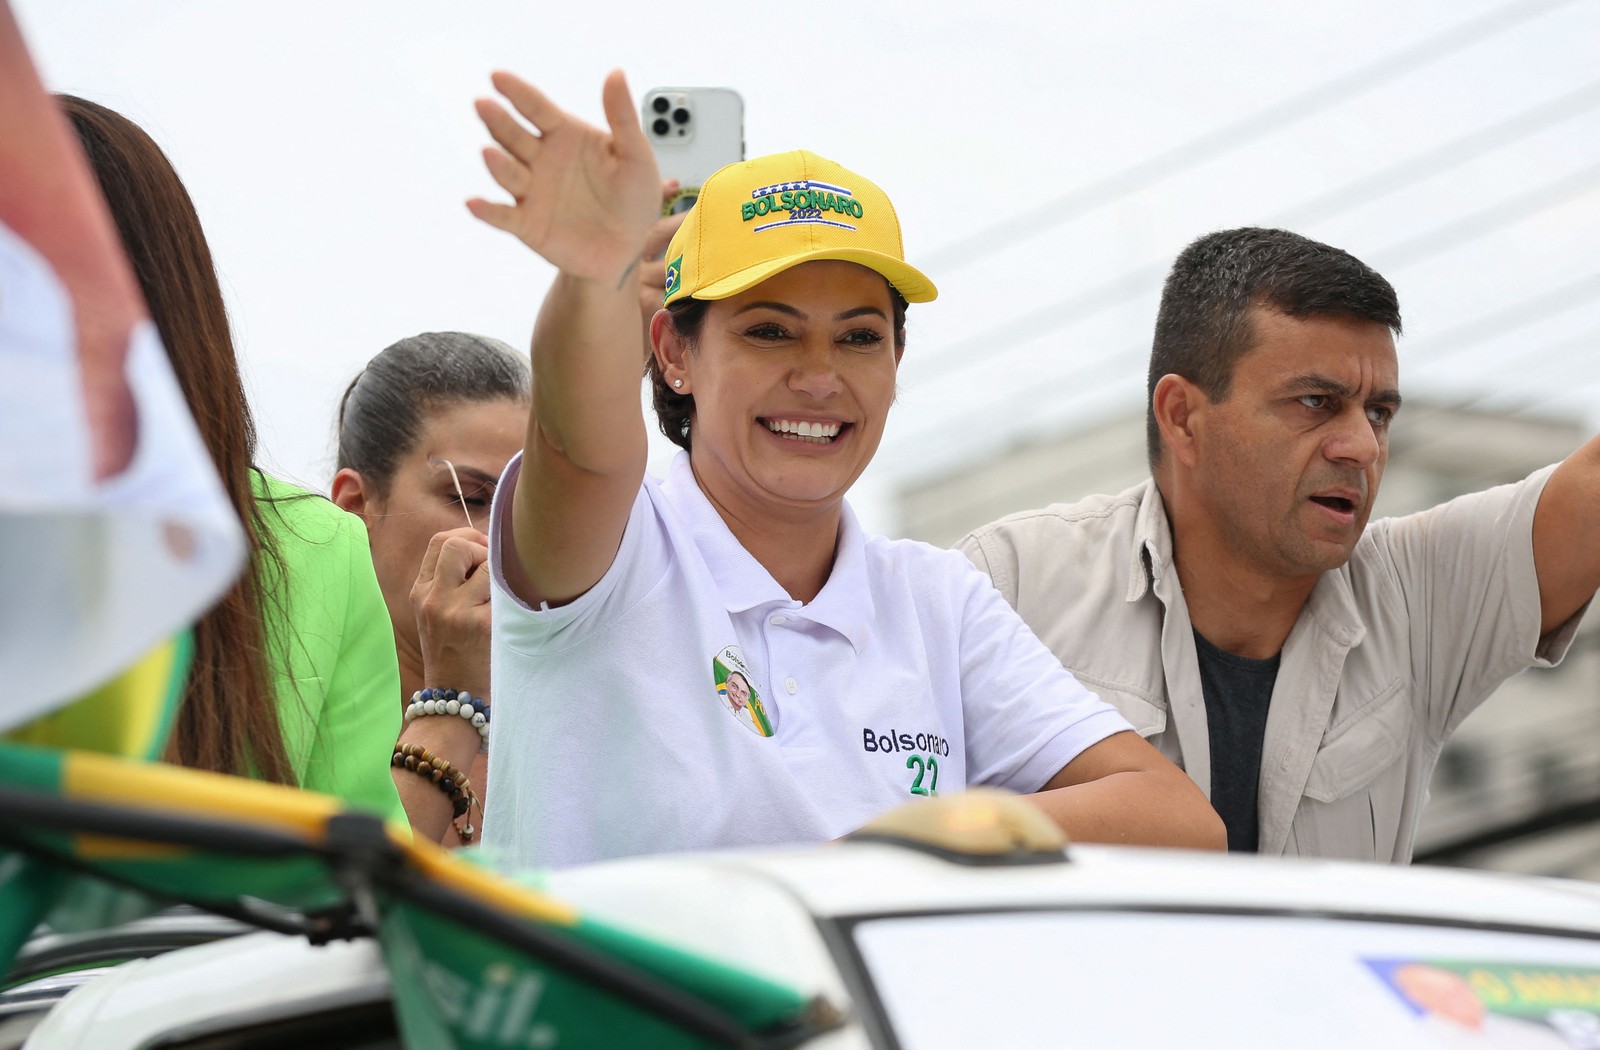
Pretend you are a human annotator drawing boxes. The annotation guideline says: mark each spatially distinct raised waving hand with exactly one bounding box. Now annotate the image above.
[467,69,661,286]
[467,71,659,610]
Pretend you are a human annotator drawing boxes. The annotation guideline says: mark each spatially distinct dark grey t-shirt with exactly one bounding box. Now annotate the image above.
[1194,629,1280,852]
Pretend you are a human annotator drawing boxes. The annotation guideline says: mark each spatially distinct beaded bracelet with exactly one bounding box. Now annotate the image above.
[393,742,480,844]
[404,688,490,744]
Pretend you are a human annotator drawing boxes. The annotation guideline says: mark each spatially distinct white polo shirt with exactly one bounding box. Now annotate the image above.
[485,452,1131,869]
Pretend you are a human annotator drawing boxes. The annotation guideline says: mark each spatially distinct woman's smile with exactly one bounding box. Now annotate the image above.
[761,417,846,444]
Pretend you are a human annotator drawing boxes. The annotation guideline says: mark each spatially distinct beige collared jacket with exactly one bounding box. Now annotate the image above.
[957,468,1585,862]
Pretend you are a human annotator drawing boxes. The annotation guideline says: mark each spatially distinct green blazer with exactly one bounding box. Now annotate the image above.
[256,472,405,824]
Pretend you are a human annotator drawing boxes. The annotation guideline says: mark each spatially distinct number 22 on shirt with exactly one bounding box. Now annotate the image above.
[906,753,939,796]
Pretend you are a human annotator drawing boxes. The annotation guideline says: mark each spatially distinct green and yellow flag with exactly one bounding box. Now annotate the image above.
[0,742,834,1049]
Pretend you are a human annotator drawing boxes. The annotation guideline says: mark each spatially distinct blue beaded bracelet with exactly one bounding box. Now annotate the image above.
[404,688,490,744]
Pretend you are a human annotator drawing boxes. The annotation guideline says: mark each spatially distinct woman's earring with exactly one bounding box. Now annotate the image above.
[673,379,684,389]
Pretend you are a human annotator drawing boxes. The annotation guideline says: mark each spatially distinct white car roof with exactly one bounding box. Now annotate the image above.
[24,843,1600,1050]
[551,841,1600,933]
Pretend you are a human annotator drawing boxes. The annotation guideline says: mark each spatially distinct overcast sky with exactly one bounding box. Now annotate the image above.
[16,0,1600,532]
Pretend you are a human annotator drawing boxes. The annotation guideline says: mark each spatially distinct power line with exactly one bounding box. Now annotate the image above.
[886,263,1600,486]
[1392,327,1600,459]
[1274,78,1600,229]
[1439,326,1600,402]
[908,77,1600,374]
[920,0,1586,271]
[1404,271,1600,367]
[892,166,1600,466]
[1377,158,1600,269]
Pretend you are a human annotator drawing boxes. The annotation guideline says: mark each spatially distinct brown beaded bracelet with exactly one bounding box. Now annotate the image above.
[393,742,480,844]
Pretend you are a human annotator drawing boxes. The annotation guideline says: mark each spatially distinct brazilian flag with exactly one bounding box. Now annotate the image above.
[0,733,835,1048]
[0,633,193,963]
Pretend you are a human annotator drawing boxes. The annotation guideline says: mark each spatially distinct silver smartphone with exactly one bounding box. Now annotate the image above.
[642,87,745,215]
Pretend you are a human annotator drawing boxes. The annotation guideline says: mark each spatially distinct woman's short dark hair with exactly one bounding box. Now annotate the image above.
[336,332,530,494]
[646,283,909,452]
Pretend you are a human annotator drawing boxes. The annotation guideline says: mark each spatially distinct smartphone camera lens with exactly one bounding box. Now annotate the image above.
[672,107,691,125]
[651,96,670,114]
[652,117,670,136]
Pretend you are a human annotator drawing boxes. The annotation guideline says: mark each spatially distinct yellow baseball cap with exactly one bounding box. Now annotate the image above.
[662,149,938,306]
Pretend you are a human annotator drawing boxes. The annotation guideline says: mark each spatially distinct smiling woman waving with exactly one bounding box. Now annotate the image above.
[467,70,1224,868]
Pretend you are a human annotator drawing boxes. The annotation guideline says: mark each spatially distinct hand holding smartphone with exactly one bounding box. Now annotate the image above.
[641,87,744,216]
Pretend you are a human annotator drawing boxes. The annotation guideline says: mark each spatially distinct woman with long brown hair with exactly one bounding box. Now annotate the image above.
[62,94,405,820]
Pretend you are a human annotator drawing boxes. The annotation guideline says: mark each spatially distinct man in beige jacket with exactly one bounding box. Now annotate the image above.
[958,227,1599,861]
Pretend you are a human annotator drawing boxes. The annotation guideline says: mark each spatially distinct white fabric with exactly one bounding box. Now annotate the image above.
[485,451,1131,869]
[0,221,243,727]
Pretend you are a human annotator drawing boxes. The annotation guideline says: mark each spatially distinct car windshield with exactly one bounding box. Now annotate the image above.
[852,910,1600,1049]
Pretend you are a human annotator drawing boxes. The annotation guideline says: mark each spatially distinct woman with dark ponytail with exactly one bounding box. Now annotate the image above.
[332,333,529,844]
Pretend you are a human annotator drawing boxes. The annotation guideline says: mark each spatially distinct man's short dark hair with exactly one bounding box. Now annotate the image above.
[1146,227,1402,470]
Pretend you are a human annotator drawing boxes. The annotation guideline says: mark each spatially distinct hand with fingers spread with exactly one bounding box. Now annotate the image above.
[410,526,493,697]
[468,69,662,287]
